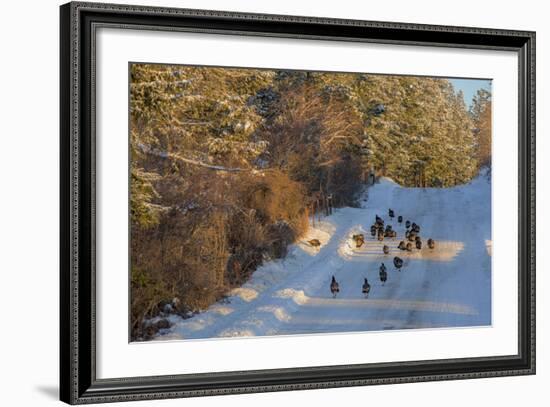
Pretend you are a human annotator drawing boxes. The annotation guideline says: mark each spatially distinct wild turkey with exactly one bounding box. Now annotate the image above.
[391,230,397,239]
[362,278,371,298]
[398,215,403,223]
[398,241,406,250]
[377,230,384,241]
[388,208,395,219]
[352,234,365,248]
[394,256,404,271]
[308,239,321,248]
[415,235,421,242]
[413,224,420,234]
[330,275,340,298]
[428,238,436,249]
[383,245,390,255]
[406,242,413,252]
[416,239,422,250]
[379,269,388,285]
[405,220,411,229]
[370,225,377,237]
[375,215,384,227]
[379,263,387,273]
[408,231,417,242]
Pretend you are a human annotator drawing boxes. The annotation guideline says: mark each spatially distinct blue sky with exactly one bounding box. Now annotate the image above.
[449,78,492,108]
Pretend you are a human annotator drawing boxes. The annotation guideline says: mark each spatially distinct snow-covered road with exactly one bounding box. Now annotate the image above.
[155,174,492,340]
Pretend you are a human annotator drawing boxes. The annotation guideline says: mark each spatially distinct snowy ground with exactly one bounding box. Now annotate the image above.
[155,174,491,340]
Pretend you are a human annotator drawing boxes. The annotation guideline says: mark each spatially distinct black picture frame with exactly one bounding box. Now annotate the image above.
[60,1,536,404]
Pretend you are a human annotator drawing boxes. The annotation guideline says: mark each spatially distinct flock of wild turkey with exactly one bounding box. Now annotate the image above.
[329,208,437,298]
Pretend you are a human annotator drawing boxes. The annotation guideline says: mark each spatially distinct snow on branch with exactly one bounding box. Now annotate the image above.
[137,143,257,173]
[131,79,192,88]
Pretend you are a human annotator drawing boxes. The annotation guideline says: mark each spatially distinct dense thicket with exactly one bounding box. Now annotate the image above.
[129,64,491,339]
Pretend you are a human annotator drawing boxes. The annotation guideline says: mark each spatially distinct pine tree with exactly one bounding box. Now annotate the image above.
[470,88,492,169]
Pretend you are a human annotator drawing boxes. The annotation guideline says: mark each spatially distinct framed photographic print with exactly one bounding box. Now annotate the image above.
[60,1,536,404]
